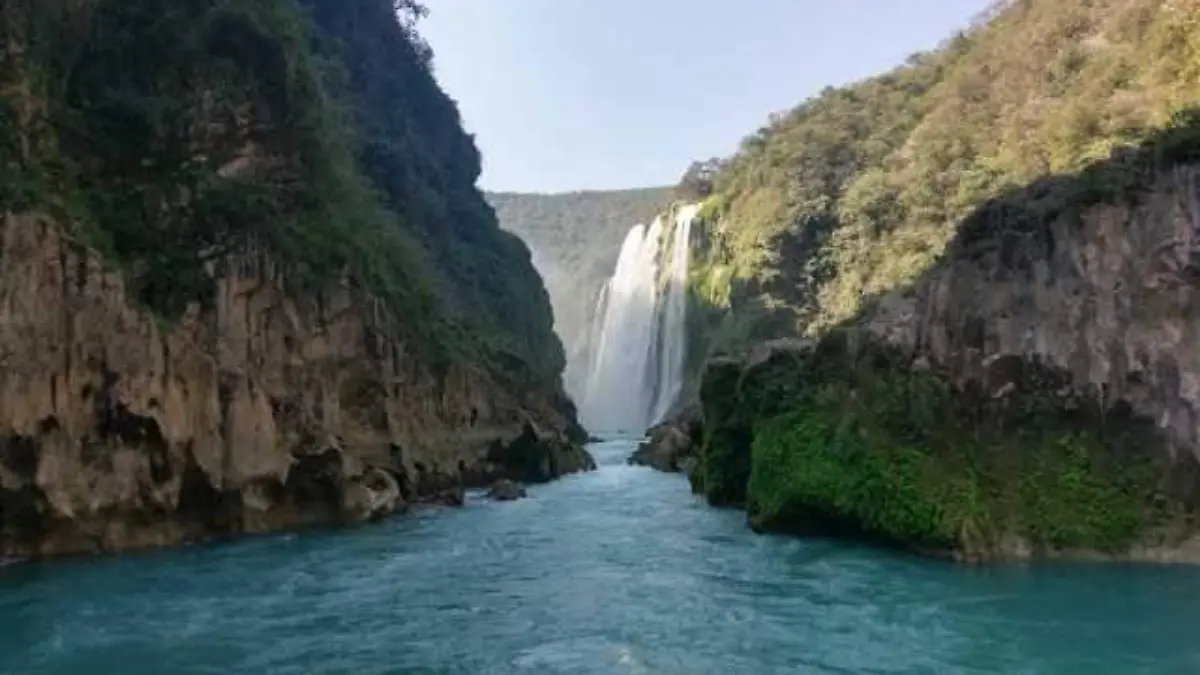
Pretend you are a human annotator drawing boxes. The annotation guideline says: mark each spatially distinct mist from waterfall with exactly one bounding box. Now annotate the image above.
[579,204,698,434]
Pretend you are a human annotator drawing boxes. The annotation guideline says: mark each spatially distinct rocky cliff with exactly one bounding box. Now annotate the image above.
[0,0,593,560]
[0,213,593,560]
[867,163,1200,466]
[681,141,1200,563]
[651,0,1200,562]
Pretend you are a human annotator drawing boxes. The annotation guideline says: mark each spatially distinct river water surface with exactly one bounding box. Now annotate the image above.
[4,438,1200,674]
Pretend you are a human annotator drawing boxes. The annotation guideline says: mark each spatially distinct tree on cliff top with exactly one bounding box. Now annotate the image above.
[692,0,1200,348]
[676,159,724,201]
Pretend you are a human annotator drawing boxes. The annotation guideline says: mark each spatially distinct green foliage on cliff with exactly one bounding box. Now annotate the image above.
[688,357,754,506]
[680,0,1200,560]
[61,0,435,321]
[749,368,962,548]
[692,0,1200,346]
[746,365,1155,554]
[303,0,563,380]
[0,0,564,383]
[694,342,1165,557]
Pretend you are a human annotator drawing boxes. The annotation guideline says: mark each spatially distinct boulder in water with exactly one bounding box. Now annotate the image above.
[628,406,702,474]
[340,466,403,524]
[422,485,466,508]
[488,479,527,501]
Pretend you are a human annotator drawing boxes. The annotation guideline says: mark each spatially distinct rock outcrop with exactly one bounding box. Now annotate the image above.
[0,215,594,559]
[340,467,402,524]
[628,405,701,474]
[486,479,527,502]
[866,164,1200,466]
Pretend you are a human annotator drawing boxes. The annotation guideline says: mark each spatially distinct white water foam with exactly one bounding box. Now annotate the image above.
[578,205,698,434]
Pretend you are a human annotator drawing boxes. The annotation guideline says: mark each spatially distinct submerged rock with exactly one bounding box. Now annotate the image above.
[422,487,466,508]
[487,479,527,501]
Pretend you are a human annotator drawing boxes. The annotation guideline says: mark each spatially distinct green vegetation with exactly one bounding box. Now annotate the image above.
[689,0,1200,348]
[749,376,1155,555]
[675,0,1200,558]
[306,0,564,380]
[0,0,564,383]
[693,341,1166,558]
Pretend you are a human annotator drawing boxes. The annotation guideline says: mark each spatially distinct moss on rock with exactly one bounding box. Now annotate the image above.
[689,357,753,505]
[695,337,1186,561]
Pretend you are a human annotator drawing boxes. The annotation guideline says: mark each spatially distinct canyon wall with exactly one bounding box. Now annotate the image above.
[0,0,592,559]
[0,215,591,559]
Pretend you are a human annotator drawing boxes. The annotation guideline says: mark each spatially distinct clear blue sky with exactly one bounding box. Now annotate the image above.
[421,1,994,194]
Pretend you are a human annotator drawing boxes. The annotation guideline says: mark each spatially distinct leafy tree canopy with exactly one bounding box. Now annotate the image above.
[692,0,1200,348]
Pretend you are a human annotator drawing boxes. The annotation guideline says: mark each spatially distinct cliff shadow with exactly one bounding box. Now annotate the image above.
[825,106,1200,510]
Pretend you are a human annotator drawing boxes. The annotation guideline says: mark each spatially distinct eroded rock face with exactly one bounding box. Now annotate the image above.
[866,165,1200,464]
[341,466,402,524]
[0,215,594,559]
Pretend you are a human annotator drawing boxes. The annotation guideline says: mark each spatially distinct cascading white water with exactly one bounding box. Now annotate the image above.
[579,205,698,434]
[580,219,664,432]
[650,203,699,423]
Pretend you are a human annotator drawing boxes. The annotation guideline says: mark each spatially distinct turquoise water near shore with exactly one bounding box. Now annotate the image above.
[4,438,1200,674]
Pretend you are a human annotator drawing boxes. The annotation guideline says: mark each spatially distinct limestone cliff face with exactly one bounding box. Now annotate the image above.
[0,214,594,559]
[867,164,1200,466]
[679,161,1200,562]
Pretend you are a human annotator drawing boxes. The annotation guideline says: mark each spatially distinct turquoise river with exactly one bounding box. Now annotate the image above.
[4,438,1200,674]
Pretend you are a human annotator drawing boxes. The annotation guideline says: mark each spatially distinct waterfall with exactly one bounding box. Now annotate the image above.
[580,219,664,432]
[651,203,699,423]
[579,204,698,434]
